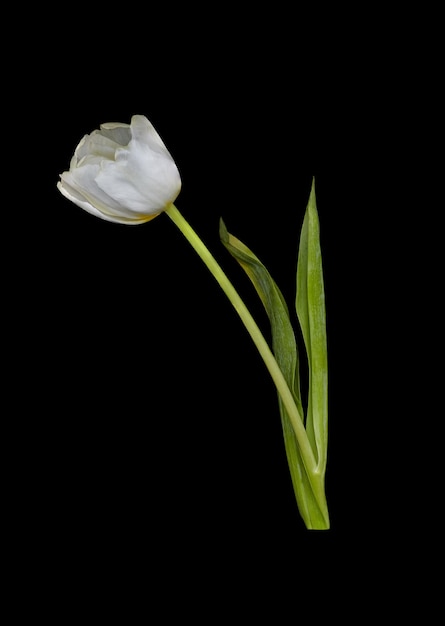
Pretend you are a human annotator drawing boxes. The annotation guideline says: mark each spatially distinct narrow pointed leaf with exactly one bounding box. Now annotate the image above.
[296,178,328,474]
[219,219,303,418]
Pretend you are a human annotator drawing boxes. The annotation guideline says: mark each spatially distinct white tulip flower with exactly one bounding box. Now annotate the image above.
[57,115,182,224]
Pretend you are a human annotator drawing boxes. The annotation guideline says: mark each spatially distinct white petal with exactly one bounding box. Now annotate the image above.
[73,135,89,163]
[99,122,131,146]
[130,115,172,156]
[57,178,120,223]
[81,131,121,160]
[96,145,181,214]
[62,165,142,220]
[57,178,155,225]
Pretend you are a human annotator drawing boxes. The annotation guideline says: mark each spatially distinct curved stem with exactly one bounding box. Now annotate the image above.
[165,203,317,475]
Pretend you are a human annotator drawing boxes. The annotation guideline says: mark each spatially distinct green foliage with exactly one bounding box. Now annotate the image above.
[220,178,329,529]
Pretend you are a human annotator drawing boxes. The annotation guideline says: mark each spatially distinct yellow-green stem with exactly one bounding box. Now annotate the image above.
[165,203,318,478]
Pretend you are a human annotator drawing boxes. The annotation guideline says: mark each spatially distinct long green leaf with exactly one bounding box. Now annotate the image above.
[296,178,328,474]
[219,219,303,418]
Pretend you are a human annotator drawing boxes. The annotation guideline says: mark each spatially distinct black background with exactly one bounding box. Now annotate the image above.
[8,5,435,618]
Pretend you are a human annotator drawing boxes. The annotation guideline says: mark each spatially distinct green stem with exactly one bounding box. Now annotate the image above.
[165,203,317,476]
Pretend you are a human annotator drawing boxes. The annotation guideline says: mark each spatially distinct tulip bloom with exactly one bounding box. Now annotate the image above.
[57,114,181,224]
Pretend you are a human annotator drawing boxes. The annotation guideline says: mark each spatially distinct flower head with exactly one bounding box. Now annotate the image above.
[57,115,181,224]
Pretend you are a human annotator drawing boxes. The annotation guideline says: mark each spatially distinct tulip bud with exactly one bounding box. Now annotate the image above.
[57,115,181,224]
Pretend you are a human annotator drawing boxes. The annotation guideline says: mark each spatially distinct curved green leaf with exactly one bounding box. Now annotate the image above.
[219,219,303,419]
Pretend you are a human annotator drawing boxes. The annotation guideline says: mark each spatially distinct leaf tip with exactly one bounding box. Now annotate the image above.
[219,217,229,244]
